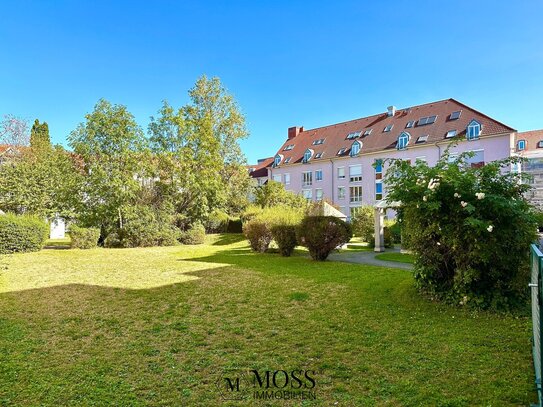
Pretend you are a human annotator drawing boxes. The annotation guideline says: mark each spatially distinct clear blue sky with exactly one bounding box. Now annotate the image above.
[1,0,542,163]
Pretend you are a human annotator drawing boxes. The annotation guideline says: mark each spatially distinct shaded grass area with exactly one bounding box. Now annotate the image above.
[375,252,415,264]
[0,234,536,405]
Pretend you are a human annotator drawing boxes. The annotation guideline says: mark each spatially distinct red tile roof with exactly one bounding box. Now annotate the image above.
[248,157,273,178]
[516,129,543,151]
[273,98,515,165]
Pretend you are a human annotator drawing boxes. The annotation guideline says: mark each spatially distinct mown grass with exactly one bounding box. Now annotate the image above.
[0,234,536,405]
[375,252,415,264]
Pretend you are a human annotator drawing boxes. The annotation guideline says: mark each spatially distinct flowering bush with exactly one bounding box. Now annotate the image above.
[386,151,537,310]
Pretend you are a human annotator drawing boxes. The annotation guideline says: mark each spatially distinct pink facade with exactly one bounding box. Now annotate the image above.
[268,134,513,218]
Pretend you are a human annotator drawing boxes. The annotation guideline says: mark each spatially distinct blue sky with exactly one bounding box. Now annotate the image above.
[1,1,542,163]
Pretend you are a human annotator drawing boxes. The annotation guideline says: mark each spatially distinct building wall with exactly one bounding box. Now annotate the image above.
[270,134,512,218]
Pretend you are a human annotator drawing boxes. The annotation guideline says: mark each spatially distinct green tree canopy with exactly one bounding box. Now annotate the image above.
[30,119,51,150]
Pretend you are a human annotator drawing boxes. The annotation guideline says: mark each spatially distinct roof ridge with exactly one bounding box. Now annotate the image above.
[299,98,454,134]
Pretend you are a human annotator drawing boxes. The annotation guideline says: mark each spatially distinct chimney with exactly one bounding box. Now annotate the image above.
[387,106,397,117]
[288,126,304,140]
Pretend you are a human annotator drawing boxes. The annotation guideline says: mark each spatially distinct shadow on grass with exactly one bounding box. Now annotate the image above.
[211,233,246,246]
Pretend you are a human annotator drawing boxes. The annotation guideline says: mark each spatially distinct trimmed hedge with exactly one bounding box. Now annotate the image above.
[243,219,273,252]
[70,225,100,249]
[296,216,352,261]
[0,213,49,254]
[205,209,229,233]
[270,224,297,257]
[226,218,243,233]
[180,223,206,245]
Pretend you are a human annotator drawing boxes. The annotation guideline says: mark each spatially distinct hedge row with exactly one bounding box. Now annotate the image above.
[70,226,100,249]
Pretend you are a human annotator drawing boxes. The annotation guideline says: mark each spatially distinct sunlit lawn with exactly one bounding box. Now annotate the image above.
[375,252,415,264]
[0,234,536,405]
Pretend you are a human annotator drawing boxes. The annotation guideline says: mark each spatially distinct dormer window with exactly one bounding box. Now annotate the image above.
[406,120,415,128]
[446,130,457,138]
[273,154,283,167]
[346,131,361,140]
[517,140,526,151]
[337,148,346,155]
[350,140,362,156]
[384,124,393,132]
[283,144,294,151]
[315,152,323,159]
[303,149,313,163]
[467,120,482,140]
[397,132,410,150]
[418,115,437,126]
[450,110,461,120]
[363,129,373,136]
[312,139,325,145]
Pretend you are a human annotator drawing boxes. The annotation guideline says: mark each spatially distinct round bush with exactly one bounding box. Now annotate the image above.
[180,223,206,245]
[296,216,352,261]
[70,225,100,249]
[271,224,298,256]
[0,213,48,254]
[243,219,273,252]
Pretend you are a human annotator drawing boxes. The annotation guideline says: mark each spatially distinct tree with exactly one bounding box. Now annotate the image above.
[149,76,251,222]
[30,119,51,150]
[68,99,149,232]
[253,181,307,209]
[0,115,29,146]
[0,145,83,219]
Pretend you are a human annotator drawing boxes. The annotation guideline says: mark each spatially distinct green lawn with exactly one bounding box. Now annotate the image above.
[375,252,415,264]
[0,234,536,405]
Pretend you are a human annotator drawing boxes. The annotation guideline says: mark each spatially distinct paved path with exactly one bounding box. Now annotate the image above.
[329,247,414,270]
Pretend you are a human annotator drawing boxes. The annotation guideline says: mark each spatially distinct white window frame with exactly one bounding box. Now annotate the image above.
[337,167,346,179]
[284,173,290,185]
[338,186,346,200]
[302,189,312,200]
[315,188,323,201]
[349,186,363,203]
[315,169,323,182]
[349,165,362,182]
[272,174,282,183]
[302,171,312,187]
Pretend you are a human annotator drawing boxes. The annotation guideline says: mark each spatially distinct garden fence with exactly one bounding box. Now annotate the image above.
[531,243,543,407]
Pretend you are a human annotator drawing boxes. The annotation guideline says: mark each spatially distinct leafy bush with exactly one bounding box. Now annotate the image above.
[271,224,298,256]
[243,206,304,253]
[205,209,229,233]
[243,219,272,252]
[241,205,264,224]
[0,213,48,254]
[226,217,243,233]
[386,152,537,310]
[296,216,352,261]
[70,225,100,249]
[368,226,394,249]
[180,223,206,245]
[350,205,374,242]
[385,219,402,244]
[103,205,179,248]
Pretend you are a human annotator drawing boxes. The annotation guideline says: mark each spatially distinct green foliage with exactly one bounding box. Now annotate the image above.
[205,209,229,233]
[148,76,251,223]
[240,205,264,223]
[69,226,100,249]
[270,224,298,256]
[386,151,537,310]
[0,145,83,219]
[0,213,48,254]
[385,219,401,244]
[253,181,307,209]
[350,205,374,242]
[243,205,303,253]
[179,223,206,245]
[296,216,352,261]
[68,99,149,232]
[30,119,50,149]
[103,205,179,248]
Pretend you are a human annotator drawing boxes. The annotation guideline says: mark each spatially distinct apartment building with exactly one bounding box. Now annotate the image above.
[265,99,516,218]
[514,129,543,210]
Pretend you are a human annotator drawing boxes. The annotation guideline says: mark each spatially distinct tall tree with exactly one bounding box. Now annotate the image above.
[149,75,251,221]
[30,119,51,149]
[68,99,149,230]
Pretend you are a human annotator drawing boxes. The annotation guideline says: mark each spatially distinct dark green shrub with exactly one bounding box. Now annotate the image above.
[271,224,298,256]
[180,223,206,245]
[296,216,352,261]
[227,218,243,233]
[70,225,100,249]
[243,219,273,252]
[0,213,48,254]
[205,209,229,233]
[368,226,394,249]
[103,205,179,248]
[385,219,402,244]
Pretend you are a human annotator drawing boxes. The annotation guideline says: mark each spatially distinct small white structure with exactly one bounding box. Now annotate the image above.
[322,201,347,221]
[49,217,66,239]
[374,200,401,252]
